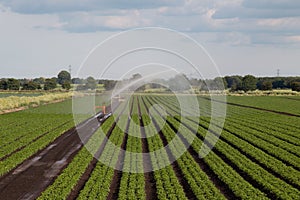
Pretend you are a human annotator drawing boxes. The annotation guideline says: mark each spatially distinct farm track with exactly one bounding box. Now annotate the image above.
[137,97,158,200]
[205,97,300,118]
[0,117,100,200]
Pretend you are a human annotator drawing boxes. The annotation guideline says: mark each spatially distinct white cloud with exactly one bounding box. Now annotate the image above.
[286,35,300,43]
[0,0,183,14]
[214,32,251,46]
[0,1,299,78]
[243,0,300,9]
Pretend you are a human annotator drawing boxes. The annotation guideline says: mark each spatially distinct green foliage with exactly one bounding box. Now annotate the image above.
[0,100,75,176]
[99,79,117,91]
[0,79,8,90]
[291,82,300,92]
[44,78,57,90]
[3,94,300,199]
[57,70,71,85]
[62,81,71,90]
[242,75,257,91]
[33,77,45,85]
[7,78,20,90]
[225,76,243,91]
[257,80,273,91]
[71,77,83,84]
[22,81,41,90]
[85,76,97,90]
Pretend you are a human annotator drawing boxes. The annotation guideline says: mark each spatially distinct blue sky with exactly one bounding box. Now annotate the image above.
[0,0,299,78]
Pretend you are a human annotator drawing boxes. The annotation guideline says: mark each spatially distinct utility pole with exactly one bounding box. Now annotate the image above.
[277,69,280,77]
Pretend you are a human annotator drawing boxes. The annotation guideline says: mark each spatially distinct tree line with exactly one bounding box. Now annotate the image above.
[0,70,300,92]
[222,75,300,92]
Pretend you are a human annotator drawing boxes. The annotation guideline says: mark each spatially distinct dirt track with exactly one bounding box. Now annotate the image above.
[0,117,100,200]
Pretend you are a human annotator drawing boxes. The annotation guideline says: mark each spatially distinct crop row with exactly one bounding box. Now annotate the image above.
[77,115,128,199]
[144,95,269,199]
[143,96,228,200]
[0,120,74,176]
[149,95,300,199]
[39,99,129,199]
[140,98,187,200]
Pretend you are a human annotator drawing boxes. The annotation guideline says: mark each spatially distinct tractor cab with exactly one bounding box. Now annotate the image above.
[95,105,111,123]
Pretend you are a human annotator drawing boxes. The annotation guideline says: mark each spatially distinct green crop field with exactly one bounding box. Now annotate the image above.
[0,95,299,200]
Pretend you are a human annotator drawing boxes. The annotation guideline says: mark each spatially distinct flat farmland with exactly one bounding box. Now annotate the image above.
[0,95,299,200]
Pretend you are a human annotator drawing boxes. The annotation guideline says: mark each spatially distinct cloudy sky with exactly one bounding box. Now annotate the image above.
[0,0,299,79]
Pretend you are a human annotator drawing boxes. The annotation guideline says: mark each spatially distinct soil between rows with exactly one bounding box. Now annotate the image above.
[0,117,100,200]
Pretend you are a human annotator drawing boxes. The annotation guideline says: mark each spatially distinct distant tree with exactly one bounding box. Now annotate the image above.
[242,75,257,92]
[224,76,242,91]
[18,78,28,86]
[85,76,97,90]
[33,77,45,85]
[286,78,300,89]
[51,77,58,84]
[71,78,83,84]
[291,82,300,92]
[272,79,285,89]
[7,78,20,90]
[131,73,142,80]
[22,81,41,90]
[213,77,227,90]
[0,79,8,90]
[149,82,162,89]
[44,78,57,90]
[102,79,117,91]
[257,80,273,91]
[62,81,71,90]
[58,70,71,85]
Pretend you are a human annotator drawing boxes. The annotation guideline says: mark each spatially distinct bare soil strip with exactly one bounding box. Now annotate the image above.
[67,121,118,200]
[150,116,198,200]
[137,97,158,200]
[107,119,129,200]
[0,117,100,200]
[107,99,133,200]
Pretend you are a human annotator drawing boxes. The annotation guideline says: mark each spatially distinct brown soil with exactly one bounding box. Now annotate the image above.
[0,106,27,114]
[67,120,118,200]
[0,117,100,200]
[150,116,198,200]
[137,97,157,200]
[107,118,130,200]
